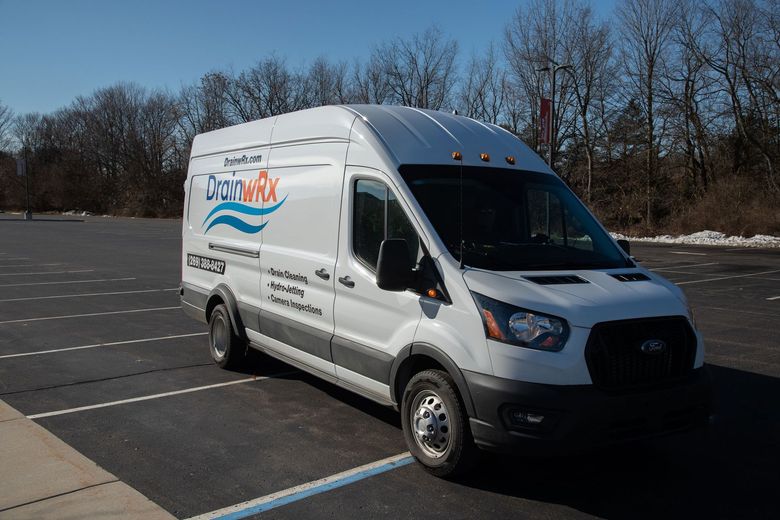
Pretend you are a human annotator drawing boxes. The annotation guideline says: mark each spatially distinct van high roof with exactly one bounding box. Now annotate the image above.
[190,104,551,173]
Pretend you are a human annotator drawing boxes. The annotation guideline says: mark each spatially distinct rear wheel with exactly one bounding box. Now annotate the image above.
[401,369,479,477]
[208,304,246,369]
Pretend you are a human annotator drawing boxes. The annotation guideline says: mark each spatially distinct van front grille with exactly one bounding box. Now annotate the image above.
[585,317,696,391]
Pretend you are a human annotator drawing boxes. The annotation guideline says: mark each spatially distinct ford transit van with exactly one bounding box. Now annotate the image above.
[181,105,711,476]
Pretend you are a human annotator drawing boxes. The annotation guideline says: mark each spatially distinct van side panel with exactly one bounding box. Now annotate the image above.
[182,147,270,330]
[258,141,348,368]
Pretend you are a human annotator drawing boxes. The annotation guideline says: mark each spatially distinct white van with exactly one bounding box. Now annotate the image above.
[181,105,711,476]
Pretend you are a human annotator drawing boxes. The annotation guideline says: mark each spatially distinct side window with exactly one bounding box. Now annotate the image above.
[527,187,594,251]
[527,189,564,244]
[354,179,420,271]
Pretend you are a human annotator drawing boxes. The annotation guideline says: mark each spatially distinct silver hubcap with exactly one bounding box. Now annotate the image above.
[211,315,228,359]
[411,390,450,458]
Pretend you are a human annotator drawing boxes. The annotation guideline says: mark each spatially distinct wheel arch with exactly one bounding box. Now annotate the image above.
[390,342,476,418]
[206,284,246,341]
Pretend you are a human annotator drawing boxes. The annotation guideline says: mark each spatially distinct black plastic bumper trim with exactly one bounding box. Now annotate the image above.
[463,367,712,453]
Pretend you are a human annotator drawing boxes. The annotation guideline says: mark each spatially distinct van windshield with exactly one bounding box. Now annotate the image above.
[399,165,632,271]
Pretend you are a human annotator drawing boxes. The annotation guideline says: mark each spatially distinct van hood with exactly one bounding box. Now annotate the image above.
[462,268,690,329]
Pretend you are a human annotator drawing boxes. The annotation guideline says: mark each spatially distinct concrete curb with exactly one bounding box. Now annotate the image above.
[0,399,175,519]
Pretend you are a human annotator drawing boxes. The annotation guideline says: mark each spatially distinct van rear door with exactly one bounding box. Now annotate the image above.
[185,151,270,328]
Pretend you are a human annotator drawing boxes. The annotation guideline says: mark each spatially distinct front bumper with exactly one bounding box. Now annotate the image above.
[464,367,711,454]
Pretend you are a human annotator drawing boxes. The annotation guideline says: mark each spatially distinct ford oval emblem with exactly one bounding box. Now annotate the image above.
[640,339,667,355]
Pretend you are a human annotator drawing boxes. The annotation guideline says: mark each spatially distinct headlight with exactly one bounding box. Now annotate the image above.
[472,292,569,351]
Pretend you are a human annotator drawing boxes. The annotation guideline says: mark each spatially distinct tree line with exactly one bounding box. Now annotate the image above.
[0,0,778,234]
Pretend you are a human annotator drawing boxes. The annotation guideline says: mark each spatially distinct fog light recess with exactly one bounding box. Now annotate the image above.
[509,410,545,427]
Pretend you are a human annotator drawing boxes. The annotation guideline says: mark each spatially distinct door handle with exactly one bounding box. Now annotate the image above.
[315,268,330,280]
[338,276,355,288]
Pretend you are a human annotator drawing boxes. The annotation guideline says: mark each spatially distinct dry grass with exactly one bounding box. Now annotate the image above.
[665,179,780,237]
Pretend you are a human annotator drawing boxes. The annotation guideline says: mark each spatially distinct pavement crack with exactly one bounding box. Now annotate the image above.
[0,479,120,513]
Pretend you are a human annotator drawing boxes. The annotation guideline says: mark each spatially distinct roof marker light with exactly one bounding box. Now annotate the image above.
[505,155,516,165]
[480,153,490,162]
[452,151,462,161]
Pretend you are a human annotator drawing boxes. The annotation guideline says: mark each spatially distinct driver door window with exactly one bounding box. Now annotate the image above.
[353,179,420,271]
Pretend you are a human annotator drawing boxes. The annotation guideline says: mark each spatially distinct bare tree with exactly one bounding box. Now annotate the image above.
[661,0,718,195]
[504,0,578,160]
[0,101,13,152]
[233,55,309,119]
[307,57,352,106]
[618,0,680,229]
[177,71,235,144]
[375,26,459,109]
[694,0,779,192]
[563,3,615,201]
[13,112,44,154]
[352,56,391,104]
[459,43,507,124]
[500,83,530,137]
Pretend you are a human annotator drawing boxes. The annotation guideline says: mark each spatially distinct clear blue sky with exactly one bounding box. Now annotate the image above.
[0,0,616,115]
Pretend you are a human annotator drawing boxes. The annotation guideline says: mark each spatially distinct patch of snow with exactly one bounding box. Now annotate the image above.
[611,229,780,248]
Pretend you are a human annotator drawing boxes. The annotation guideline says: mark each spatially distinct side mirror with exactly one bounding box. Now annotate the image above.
[376,239,413,291]
[617,239,631,255]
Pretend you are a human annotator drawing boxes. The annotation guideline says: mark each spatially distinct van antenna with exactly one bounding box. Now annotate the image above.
[459,163,464,270]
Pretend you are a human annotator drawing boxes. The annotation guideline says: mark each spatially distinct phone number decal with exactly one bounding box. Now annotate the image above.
[187,253,225,274]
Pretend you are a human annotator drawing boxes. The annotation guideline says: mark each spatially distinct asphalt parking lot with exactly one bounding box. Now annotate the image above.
[1,215,779,519]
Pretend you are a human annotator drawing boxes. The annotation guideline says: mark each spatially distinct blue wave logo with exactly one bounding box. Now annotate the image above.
[202,196,287,234]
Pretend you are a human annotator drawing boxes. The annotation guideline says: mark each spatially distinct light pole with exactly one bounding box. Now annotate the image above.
[24,148,31,220]
[537,61,572,170]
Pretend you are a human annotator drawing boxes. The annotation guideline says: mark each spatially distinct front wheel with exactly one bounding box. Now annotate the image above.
[401,369,479,477]
[208,304,246,369]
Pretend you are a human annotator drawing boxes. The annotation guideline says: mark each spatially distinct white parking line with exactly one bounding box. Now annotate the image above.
[767,296,780,301]
[0,269,94,277]
[652,262,718,272]
[652,270,710,276]
[699,306,780,318]
[0,263,63,268]
[0,332,207,359]
[0,257,30,261]
[0,306,180,325]
[27,371,297,419]
[0,287,178,303]
[0,277,135,288]
[676,269,780,285]
[187,452,414,520]
[670,251,707,256]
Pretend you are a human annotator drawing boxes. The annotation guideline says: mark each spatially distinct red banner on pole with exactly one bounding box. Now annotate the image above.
[539,98,551,144]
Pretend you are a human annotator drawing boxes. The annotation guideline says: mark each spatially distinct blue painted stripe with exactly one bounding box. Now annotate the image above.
[212,456,414,519]
[204,215,268,234]
[202,196,288,226]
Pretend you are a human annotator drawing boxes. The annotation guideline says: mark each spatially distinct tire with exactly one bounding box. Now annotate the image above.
[208,304,246,369]
[401,369,479,477]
